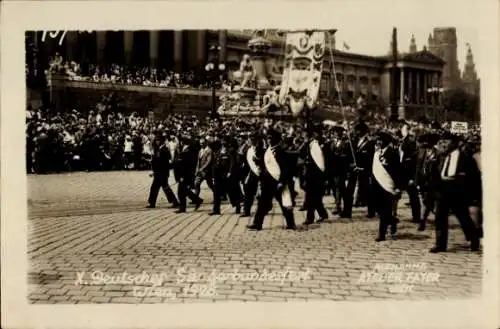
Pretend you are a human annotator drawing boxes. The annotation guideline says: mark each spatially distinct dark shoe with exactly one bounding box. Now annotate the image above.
[303,220,314,226]
[209,212,221,216]
[247,224,262,231]
[235,207,241,214]
[429,246,446,253]
[375,237,386,242]
[418,222,426,231]
[194,199,203,210]
[471,239,480,251]
[145,204,155,209]
[366,213,376,219]
[332,209,340,215]
[175,209,186,214]
[285,226,296,230]
[240,213,250,218]
[340,213,352,219]
[391,234,397,240]
[316,217,327,223]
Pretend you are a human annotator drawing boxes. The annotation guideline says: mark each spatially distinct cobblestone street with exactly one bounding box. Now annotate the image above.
[28,171,483,304]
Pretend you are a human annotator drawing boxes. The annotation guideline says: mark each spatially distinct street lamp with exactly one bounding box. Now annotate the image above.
[205,45,226,118]
[427,86,444,122]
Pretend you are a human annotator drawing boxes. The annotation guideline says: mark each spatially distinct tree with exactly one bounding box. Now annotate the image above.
[443,88,480,122]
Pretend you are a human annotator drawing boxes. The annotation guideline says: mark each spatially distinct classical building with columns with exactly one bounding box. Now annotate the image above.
[27,29,445,119]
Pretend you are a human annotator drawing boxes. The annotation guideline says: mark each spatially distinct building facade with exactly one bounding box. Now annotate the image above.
[427,27,480,96]
[27,29,445,119]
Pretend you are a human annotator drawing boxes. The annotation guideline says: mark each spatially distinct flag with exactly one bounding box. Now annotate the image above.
[343,42,350,51]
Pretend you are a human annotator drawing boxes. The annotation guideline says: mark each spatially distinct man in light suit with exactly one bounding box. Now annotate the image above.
[430,133,481,253]
[193,137,214,197]
[248,129,296,231]
[371,131,403,241]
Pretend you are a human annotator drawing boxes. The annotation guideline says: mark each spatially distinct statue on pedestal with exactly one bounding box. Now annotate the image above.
[232,54,256,90]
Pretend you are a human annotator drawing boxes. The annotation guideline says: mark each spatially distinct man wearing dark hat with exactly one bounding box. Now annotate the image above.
[398,121,421,223]
[248,129,296,230]
[415,132,439,231]
[241,132,264,217]
[193,137,214,197]
[429,132,481,253]
[329,125,349,215]
[371,131,403,241]
[146,134,179,209]
[302,125,328,225]
[174,135,204,213]
[344,120,376,219]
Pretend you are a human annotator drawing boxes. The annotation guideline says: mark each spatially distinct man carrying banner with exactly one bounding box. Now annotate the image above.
[248,129,296,231]
[371,131,403,241]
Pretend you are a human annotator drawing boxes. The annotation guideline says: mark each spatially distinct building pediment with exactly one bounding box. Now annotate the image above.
[401,51,446,64]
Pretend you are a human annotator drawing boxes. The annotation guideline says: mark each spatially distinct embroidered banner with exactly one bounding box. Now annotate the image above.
[279,31,326,116]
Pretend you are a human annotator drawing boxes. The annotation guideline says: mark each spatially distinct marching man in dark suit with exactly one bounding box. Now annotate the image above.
[174,135,203,213]
[429,133,481,253]
[371,131,403,241]
[248,129,296,231]
[344,121,376,219]
[146,135,179,209]
[241,133,264,217]
[303,126,329,225]
[398,122,421,223]
[415,133,439,231]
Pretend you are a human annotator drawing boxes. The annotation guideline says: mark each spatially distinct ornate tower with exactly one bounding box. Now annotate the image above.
[462,44,479,95]
[409,34,417,53]
[427,27,461,90]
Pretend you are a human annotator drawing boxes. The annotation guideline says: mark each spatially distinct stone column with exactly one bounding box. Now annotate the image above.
[174,30,183,72]
[367,74,373,101]
[149,31,159,68]
[197,30,207,65]
[398,68,405,118]
[399,68,405,104]
[423,71,428,113]
[96,31,107,67]
[65,31,78,62]
[218,30,227,64]
[355,67,360,99]
[416,71,420,104]
[408,70,413,103]
[124,31,134,66]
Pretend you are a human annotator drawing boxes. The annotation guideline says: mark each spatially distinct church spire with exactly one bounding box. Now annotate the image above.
[409,34,417,53]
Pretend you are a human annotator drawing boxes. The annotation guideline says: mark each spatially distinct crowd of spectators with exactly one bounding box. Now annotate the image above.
[26,98,481,175]
[45,53,232,91]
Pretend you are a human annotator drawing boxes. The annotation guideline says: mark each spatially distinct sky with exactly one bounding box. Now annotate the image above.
[334,26,478,74]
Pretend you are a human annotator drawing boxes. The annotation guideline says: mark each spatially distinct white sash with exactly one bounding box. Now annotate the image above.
[264,147,281,181]
[281,184,293,208]
[441,149,460,179]
[246,146,260,176]
[372,150,396,195]
[309,140,325,172]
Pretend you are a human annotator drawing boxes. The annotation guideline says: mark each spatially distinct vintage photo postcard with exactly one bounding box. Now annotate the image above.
[2,0,499,328]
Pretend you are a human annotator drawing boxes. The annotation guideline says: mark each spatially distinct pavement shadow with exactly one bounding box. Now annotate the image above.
[394,232,431,241]
[27,272,62,285]
[447,244,483,254]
